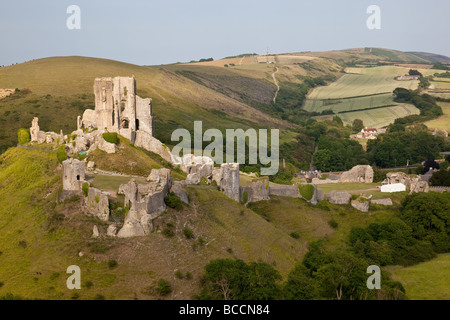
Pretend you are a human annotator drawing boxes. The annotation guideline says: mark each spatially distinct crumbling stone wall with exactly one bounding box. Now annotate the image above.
[312,165,374,184]
[326,191,352,205]
[351,200,369,212]
[85,187,110,221]
[386,172,429,194]
[269,184,300,198]
[340,165,374,183]
[216,163,240,202]
[116,169,173,238]
[239,178,270,203]
[310,185,325,205]
[134,131,172,162]
[30,117,63,145]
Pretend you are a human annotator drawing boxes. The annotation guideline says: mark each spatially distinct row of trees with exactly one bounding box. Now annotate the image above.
[393,88,443,118]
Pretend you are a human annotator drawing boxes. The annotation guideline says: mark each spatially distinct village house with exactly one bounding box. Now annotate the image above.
[355,127,386,140]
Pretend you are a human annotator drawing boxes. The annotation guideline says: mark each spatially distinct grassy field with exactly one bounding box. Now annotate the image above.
[346,65,440,77]
[388,254,450,300]
[317,182,411,202]
[307,68,419,100]
[304,93,396,113]
[303,65,443,128]
[337,104,420,128]
[89,174,148,196]
[424,102,450,131]
[429,80,450,90]
[247,195,398,251]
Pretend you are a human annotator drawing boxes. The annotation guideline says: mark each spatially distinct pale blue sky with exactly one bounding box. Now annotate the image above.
[0,0,449,66]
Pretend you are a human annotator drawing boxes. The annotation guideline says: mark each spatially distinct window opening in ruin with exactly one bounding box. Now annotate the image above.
[136,119,140,130]
[121,119,129,129]
[77,175,80,181]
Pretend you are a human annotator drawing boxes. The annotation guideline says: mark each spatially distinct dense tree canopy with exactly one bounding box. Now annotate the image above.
[199,259,282,300]
[430,170,450,186]
[367,129,445,168]
[314,136,367,171]
[400,192,450,252]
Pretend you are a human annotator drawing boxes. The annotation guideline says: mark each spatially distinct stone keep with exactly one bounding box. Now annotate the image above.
[83,76,154,142]
[80,76,174,162]
[62,159,85,192]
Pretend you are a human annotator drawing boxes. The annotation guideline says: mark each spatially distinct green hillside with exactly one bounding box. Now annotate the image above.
[0,145,422,300]
[0,56,292,153]
[0,146,310,299]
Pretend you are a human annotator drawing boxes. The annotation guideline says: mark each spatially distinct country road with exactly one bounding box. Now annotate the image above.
[272,66,280,103]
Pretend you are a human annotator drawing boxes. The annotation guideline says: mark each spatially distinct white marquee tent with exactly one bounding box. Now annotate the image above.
[381,183,406,193]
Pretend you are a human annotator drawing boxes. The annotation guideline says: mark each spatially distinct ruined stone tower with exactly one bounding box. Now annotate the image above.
[82,76,153,144]
[62,159,85,192]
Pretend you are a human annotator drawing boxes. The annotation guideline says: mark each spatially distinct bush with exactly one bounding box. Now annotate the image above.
[82,182,89,197]
[328,219,338,229]
[93,294,105,300]
[290,232,300,239]
[18,241,27,248]
[49,272,60,280]
[299,184,314,201]
[156,279,172,296]
[102,132,119,144]
[182,227,194,239]
[84,281,93,289]
[56,146,68,164]
[164,193,183,211]
[17,128,30,145]
[162,228,175,238]
[71,292,79,300]
[185,272,193,280]
[108,260,118,269]
[175,270,184,279]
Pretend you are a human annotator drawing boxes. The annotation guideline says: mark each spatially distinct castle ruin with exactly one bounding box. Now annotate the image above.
[82,76,154,143]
